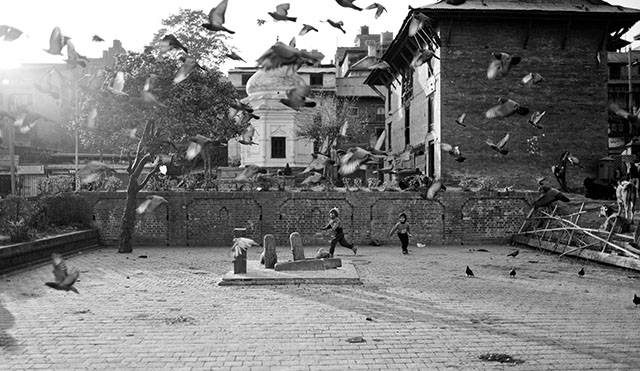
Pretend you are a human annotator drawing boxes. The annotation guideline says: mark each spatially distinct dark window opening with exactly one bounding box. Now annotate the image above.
[310,73,323,86]
[271,137,286,159]
[241,73,252,86]
[404,107,410,147]
[427,95,434,132]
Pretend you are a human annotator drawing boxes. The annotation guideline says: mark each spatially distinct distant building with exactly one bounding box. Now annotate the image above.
[366,0,640,188]
[607,49,640,156]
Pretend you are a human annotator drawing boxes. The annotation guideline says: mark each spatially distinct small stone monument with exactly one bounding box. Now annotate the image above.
[262,234,277,269]
[233,228,247,274]
[290,232,305,261]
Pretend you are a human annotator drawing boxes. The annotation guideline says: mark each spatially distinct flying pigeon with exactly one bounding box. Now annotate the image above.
[257,42,322,70]
[92,34,104,42]
[78,161,116,184]
[367,129,387,155]
[608,103,639,124]
[269,3,297,22]
[257,19,266,26]
[229,100,254,118]
[235,164,268,181]
[336,0,363,11]
[136,195,168,214]
[426,179,443,199]
[173,56,200,84]
[365,3,387,18]
[578,267,585,277]
[238,110,260,127]
[532,186,570,208]
[455,113,467,127]
[158,34,188,54]
[225,51,245,62]
[486,133,510,155]
[487,52,521,79]
[44,26,69,55]
[528,111,546,129]
[0,25,25,41]
[302,172,325,185]
[634,294,640,307]
[231,237,260,258]
[440,143,466,162]
[84,68,106,91]
[411,48,439,69]
[87,107,97,128]
[299,24,319,36]
[408,13,433,38]
[507,249,519,258]
[509,268,516,277]
[131,91,166,108]
[45,253,79,294]
[186,134,223,160]
[326,19,346,33]
[202,0,235,34]
[238,125,258,145]
[33,68,61,100]
[301,153,335,174]
[280,85,316,110]
[339,147,382,175]
[466,266,474,277]
[107,71,128,96]
[65,40,89,69]
[485,98,529,119]
[521,72,544,85]
[565,152,583,169]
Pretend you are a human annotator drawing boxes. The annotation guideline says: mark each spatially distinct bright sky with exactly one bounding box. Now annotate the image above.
[1,0,640,73]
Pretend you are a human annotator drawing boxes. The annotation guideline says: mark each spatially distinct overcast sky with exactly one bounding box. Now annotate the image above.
[1,0,639,73]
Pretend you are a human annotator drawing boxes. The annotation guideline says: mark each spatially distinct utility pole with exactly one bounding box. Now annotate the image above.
[5,121,16,195]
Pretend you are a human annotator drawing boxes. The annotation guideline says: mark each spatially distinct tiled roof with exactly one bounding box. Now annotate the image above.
[420,0,640,14]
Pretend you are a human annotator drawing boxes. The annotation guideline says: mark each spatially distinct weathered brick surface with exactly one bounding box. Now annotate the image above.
[439,19,608,189]
[81,190,530,247]
[1,244,639,370]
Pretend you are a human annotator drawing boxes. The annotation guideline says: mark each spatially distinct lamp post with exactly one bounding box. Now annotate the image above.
[3,120,16,195]
[73,74,91,190]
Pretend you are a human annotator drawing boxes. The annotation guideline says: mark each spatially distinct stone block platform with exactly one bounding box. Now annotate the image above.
[219,259,361,286]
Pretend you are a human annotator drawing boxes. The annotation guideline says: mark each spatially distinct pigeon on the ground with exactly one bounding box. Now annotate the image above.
[136,195,168,214]
[326,19,346,33]
[487,52,521,79]
[231,237,260,258]
[521,72,543,85]
[634,294,640,307]
[507,250,519,258]
[202,0,235,33]
[486,98,529,119]
[455,113,467,127]
[486,133,510,155]
[365,3,387,18]
[269,3,297,22]
[528,111,546,129]
[45,253,79,294]
[346,336,366,343]
[509,268,516,277]
[466,266,474,277]
[336,0,363,11]
[578,267,585,277]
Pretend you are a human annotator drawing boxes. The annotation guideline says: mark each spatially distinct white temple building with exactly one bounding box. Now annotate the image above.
[227,67,318,169]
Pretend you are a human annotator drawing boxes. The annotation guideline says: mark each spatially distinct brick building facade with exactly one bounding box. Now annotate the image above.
[366,0,640,190]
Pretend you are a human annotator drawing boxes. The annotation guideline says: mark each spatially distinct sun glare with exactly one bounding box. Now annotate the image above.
[0,44,22,69]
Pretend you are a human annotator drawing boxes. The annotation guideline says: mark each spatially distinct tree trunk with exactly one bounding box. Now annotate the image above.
[117,178,140,253]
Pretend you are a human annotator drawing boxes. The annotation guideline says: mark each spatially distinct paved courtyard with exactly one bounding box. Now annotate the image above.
[1,242,639,370]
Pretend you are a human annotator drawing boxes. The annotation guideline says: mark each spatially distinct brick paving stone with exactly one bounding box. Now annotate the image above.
[1,244,640,370]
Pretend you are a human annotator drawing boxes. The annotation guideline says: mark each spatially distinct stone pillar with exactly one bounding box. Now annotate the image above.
[233,228,247,274]
[262,234,277,269]
[290,232,305,261]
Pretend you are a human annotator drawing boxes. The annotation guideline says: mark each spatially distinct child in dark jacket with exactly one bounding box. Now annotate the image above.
[389,212,412,254]
[320,207,357,257]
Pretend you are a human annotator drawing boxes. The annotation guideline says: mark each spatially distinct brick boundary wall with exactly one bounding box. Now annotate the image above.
[79,190,532,247]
